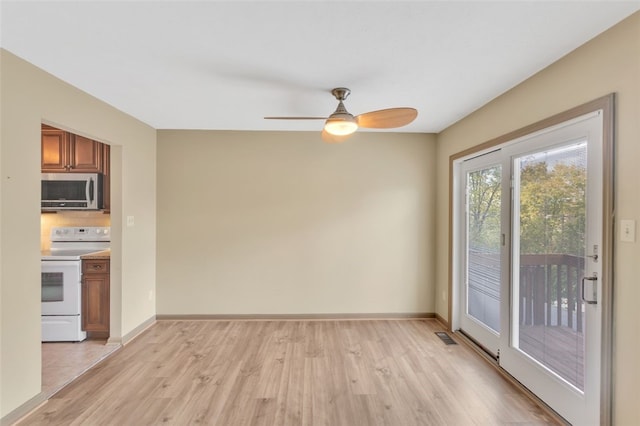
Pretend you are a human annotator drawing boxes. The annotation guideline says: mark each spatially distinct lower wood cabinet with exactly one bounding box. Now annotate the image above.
[82,258,110,339]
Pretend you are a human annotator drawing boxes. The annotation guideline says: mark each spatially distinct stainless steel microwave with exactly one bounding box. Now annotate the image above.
[41,173,103,210]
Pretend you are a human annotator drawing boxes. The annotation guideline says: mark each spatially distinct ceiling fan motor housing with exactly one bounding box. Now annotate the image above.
[331,87,351,101]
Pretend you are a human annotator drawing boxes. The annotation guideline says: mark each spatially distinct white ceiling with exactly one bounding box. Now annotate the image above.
[1,1,639,133]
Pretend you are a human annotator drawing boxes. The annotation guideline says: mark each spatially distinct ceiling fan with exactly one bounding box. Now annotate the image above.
[264,88,418,143]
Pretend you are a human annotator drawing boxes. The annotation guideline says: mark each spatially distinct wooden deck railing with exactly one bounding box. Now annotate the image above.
[519,254,585,332]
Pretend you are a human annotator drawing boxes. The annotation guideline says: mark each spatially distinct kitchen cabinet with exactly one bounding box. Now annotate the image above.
[41,129,69,172]
[82,258,110,338]
[42,129,103,173]
[41,125,111,211]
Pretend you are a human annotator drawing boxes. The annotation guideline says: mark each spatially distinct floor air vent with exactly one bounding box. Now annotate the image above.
[435,332,457,345]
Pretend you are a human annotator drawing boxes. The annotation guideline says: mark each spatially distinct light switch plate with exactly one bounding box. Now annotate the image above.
[620,219,635,242]
[126,215,135,227]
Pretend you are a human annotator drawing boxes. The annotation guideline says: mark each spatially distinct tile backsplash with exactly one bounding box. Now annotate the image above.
[41,211,110,251]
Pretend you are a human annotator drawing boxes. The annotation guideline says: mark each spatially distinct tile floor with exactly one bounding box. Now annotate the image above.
[41,340,120,398]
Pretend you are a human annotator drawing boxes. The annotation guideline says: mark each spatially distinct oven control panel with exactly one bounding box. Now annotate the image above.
[51,227,111,242]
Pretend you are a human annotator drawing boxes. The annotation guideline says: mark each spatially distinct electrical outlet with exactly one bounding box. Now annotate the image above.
[620,219,635,242]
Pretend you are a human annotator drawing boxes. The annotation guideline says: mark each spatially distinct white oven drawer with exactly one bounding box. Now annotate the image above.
[42,315,86,342]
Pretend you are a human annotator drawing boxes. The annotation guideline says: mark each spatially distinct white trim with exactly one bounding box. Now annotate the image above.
[0,392,47,426]
[122,315,156,345]
[156,312,435,321]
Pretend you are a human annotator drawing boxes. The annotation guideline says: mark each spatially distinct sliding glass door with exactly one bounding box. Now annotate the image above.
[454,108,608,425]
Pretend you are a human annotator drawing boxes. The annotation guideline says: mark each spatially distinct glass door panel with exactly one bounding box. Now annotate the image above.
[458,152,507,356]
[502,110,603,425]
[466,165,502,333]
[513,142,587,390]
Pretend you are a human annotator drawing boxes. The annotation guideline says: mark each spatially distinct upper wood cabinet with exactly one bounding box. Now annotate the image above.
[41,129,69,172]
[70,135,103,173]
[42,130,103,173]
[41,125,111,211]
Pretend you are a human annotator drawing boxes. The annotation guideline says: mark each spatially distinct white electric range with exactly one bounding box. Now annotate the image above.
[41,226,110,342]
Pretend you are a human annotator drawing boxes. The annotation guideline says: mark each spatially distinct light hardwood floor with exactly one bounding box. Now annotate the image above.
[19,319,560,425]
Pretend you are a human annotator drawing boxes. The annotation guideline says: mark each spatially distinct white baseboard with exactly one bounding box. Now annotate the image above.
[122,315,156,345]
[156,312,435,321]
[1,392,47,426]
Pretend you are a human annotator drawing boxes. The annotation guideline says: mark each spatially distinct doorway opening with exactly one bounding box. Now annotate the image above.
[40,122,122,397]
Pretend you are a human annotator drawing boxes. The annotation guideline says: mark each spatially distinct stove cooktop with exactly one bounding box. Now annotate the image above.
[41,248,108,261]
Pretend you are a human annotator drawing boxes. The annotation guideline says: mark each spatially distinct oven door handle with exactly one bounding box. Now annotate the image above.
[41,260,83,266]
[41,260,83,271]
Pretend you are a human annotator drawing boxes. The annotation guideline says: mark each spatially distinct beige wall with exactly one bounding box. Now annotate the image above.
[157,130,436,315]
[0,49,157,417]
[435,12,640,423]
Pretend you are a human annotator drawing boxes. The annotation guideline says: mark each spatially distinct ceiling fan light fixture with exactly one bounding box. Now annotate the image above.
[265,87,417,141]
[324,114,358,136]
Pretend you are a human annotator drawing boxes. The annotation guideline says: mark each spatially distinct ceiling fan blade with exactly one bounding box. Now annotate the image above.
[321,129,352,144]
[264,116,327,120]
[356,108,418,129]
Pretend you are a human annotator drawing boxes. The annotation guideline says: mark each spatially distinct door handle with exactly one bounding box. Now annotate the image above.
[581,273,598,305]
